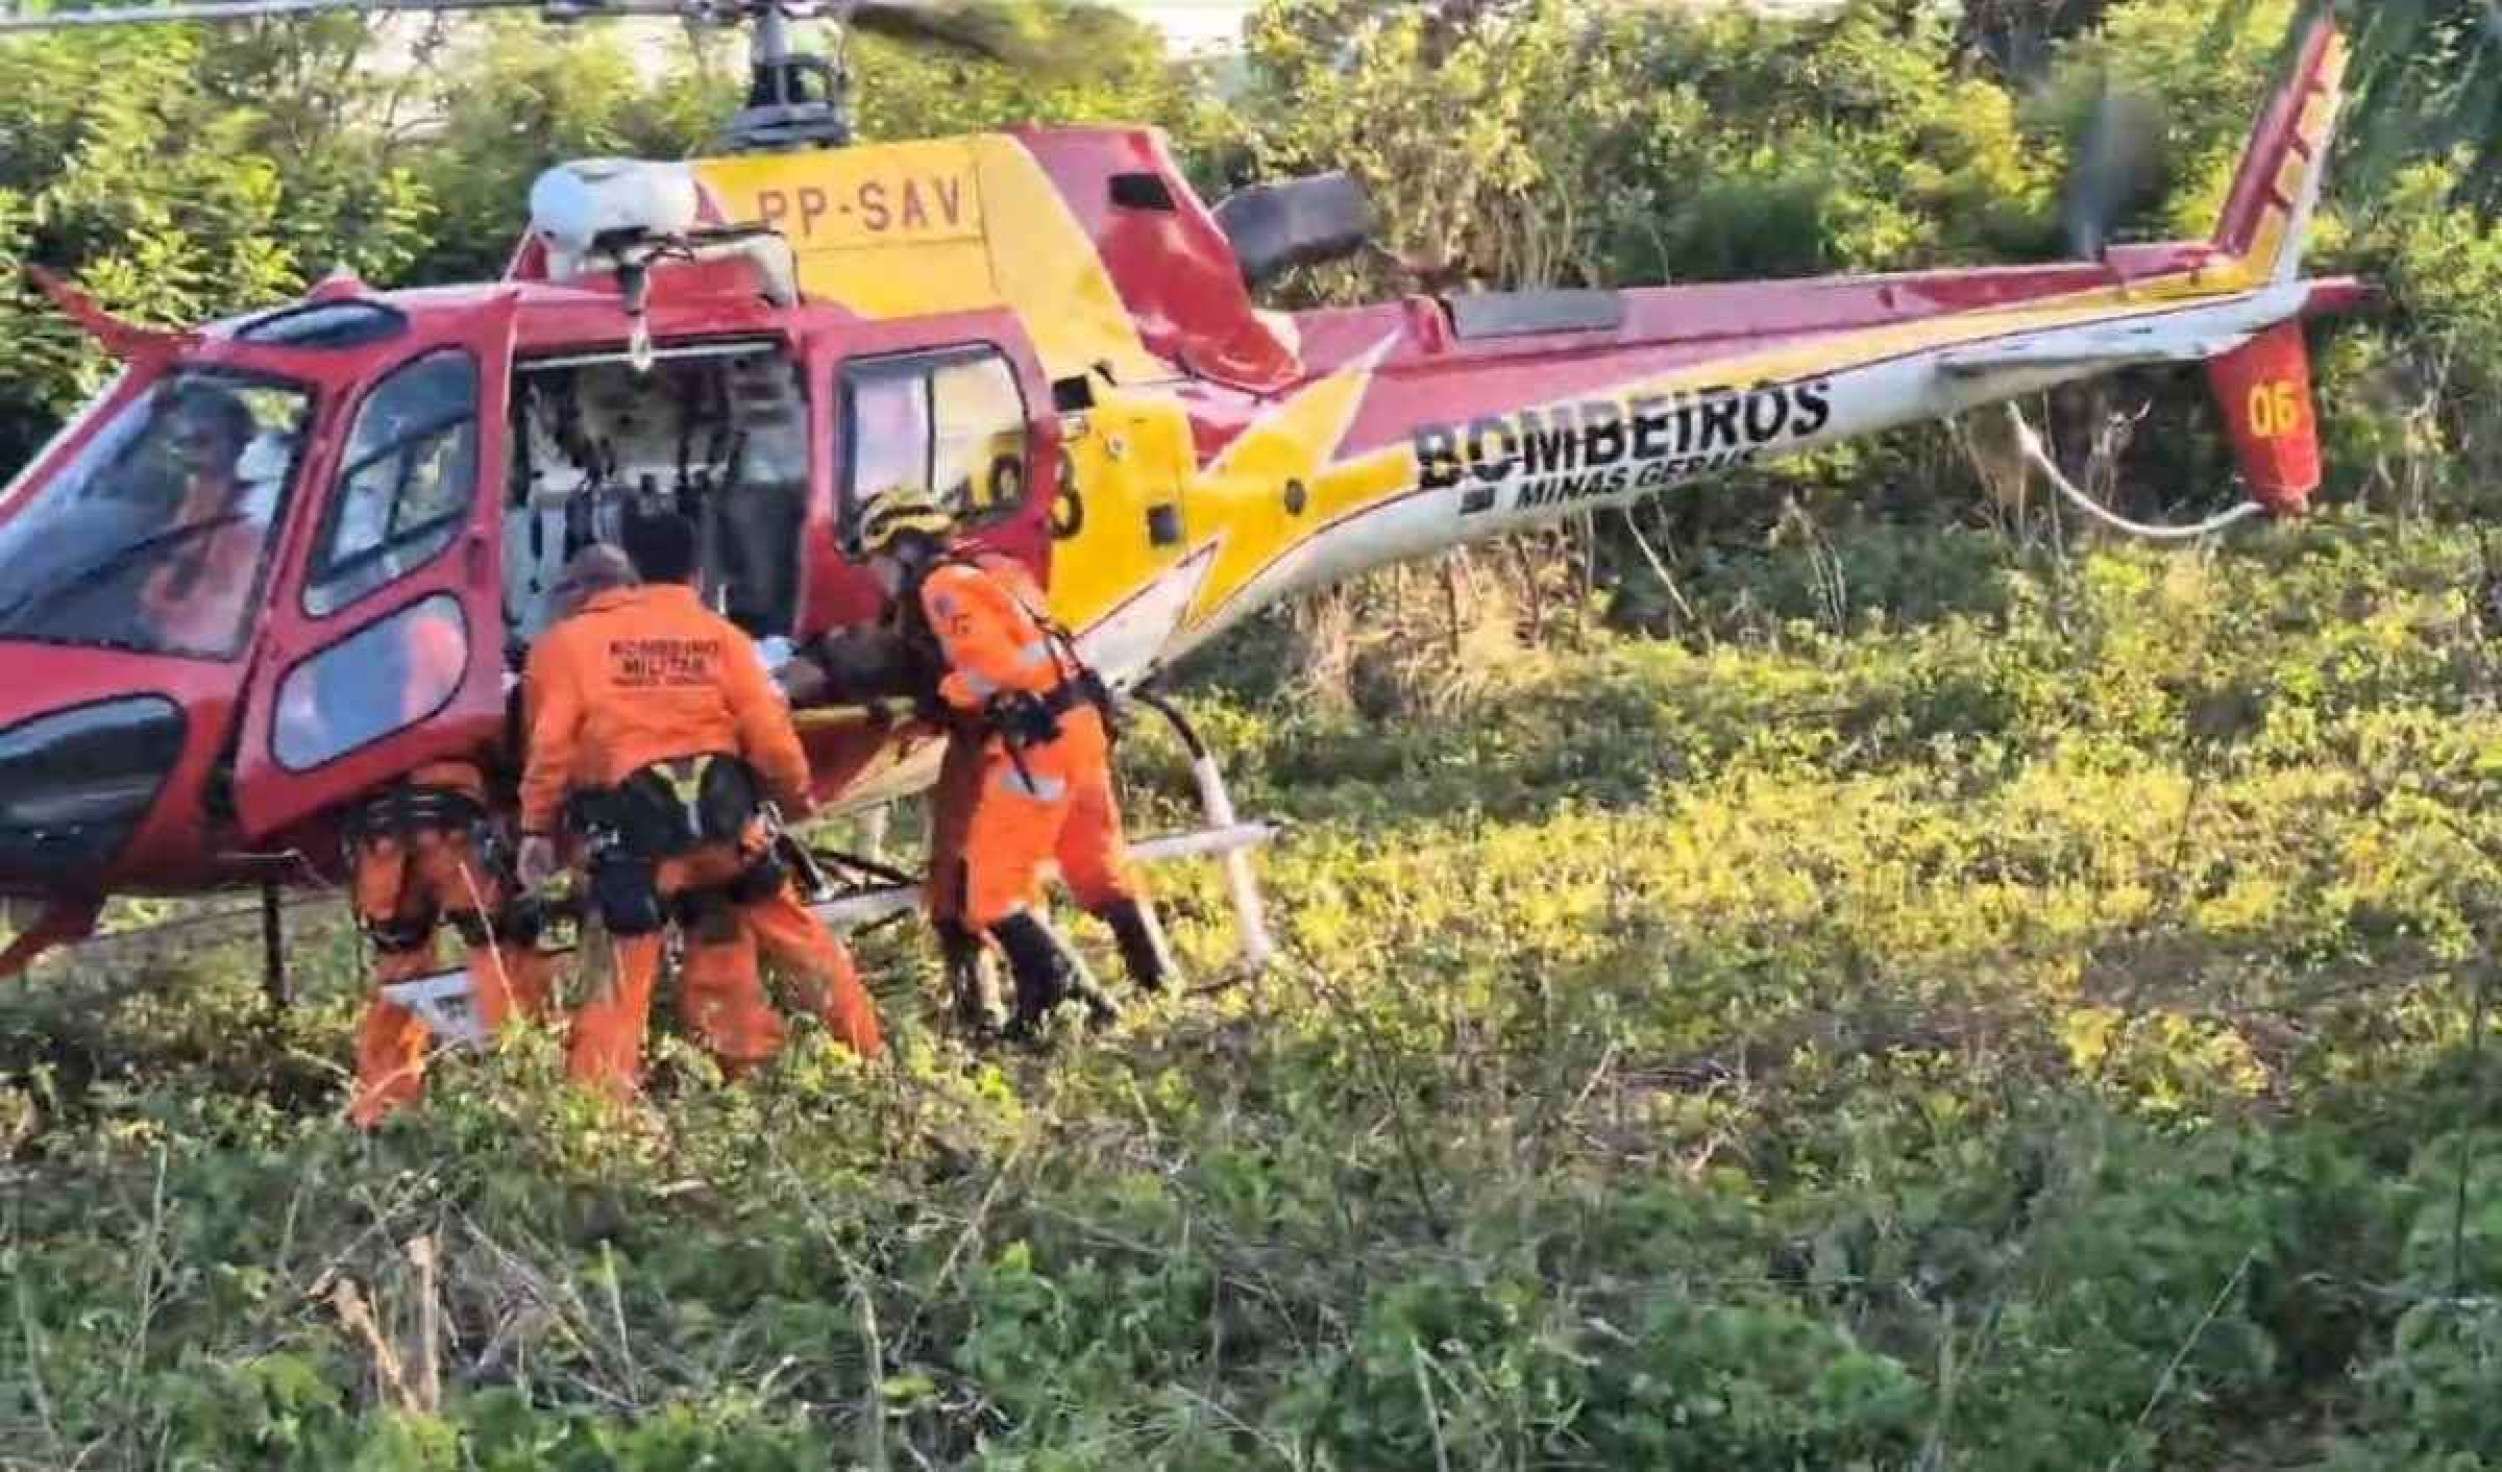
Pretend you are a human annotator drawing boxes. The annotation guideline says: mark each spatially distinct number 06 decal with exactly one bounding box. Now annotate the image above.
[2246,381,2303,439]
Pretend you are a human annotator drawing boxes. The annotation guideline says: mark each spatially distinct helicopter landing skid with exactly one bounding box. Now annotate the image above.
[381,714,1283,1051]
[384,821,1280,1049]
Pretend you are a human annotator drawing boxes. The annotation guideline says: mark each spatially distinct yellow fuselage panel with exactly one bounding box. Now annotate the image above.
[688,136,1163,386]
[1048,391,1197,631]
[687,135,1208,643]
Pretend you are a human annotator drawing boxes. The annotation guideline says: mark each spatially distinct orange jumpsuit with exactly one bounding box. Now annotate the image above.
[918,557,1142,929]
[347,611,555,1129]
[520,583,880,1097]
[671,905,787,1077]
[668,635,829,1074]
[539,613,785,1080]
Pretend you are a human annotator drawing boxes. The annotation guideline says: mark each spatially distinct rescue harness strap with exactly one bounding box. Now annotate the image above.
[570,753,785,935]
[342,785,484,841]
[569,752,765,860]
[911,552,1121,751]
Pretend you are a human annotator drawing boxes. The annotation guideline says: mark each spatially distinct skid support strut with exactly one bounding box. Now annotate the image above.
[1129,688,1275,971]
[261,880,289,1010]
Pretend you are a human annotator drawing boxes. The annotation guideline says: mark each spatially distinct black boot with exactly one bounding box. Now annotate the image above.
[1099,898,1179,994]
[992,912,1120,1039]
[937,921,1007,1040]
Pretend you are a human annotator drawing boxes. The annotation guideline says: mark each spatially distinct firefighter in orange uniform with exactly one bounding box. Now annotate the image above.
[515,510,880,1098]
[779,575,1007,1035]
[339,602,556,1129]
[540,544,787,1077]
[851,491,1177,1038]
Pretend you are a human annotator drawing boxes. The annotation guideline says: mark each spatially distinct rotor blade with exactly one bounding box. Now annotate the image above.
[840,0,1155,72]
[839,0,1033,61]
[0,0,682,29]
[2060,79,2164,259]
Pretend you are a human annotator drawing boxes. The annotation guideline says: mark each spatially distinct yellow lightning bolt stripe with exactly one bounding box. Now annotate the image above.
[1182,340,1396,624]
[687,123,2318,644]
[1174,263,2272,635]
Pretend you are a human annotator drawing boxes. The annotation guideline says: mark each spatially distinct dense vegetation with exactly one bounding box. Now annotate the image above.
[15,519,2502,1469]
[9,0,2502,1465]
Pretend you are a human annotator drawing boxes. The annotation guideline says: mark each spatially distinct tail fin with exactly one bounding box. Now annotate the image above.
[2213,12,2348,283]
[2206,320,2321,515]
[2198,11,2348,517]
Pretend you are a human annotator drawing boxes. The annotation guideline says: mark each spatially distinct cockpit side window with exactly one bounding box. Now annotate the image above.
[0,368,312,660]
[271,592,468,772]
[305,349,479,618]
[838,345,1031,552]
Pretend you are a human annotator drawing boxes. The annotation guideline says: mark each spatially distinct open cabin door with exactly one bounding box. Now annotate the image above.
[229,294,519,841]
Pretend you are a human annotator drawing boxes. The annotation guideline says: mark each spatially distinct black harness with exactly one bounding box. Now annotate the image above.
[344,781,547,952]
[568,753,781,938]
[569,753,765,861]
[342,784,485,844]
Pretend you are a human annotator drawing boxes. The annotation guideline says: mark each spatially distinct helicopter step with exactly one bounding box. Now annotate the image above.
[381,816,1279,1047]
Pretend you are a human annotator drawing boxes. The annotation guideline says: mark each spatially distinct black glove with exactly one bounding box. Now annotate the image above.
[989,691,1062,747]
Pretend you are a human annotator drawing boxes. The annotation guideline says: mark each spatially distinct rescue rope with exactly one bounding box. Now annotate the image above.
[2004,403,2265,542]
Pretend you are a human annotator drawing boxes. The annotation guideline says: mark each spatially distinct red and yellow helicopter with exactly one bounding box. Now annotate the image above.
[0,0,2360,1000]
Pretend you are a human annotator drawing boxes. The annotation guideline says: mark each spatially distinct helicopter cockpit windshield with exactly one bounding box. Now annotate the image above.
[0,369,313,660]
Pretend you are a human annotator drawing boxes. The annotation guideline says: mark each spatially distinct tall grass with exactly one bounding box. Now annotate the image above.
[5,514,2502,1468]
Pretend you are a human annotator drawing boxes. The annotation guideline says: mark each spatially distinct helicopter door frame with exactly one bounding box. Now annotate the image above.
[226,293,521,842]
[804,309,1062,631]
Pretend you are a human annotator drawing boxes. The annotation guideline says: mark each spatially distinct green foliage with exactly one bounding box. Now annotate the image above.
[2035,0,2298,242]
[2319,157,2502,516]
[5,520,2502,1464]
[850,0,1219,153]
[6,2,2502,1463]
[2336,0,2502,213]
[402,20,737,283]
[0,22,432,462]
[1239,0,2059,294]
